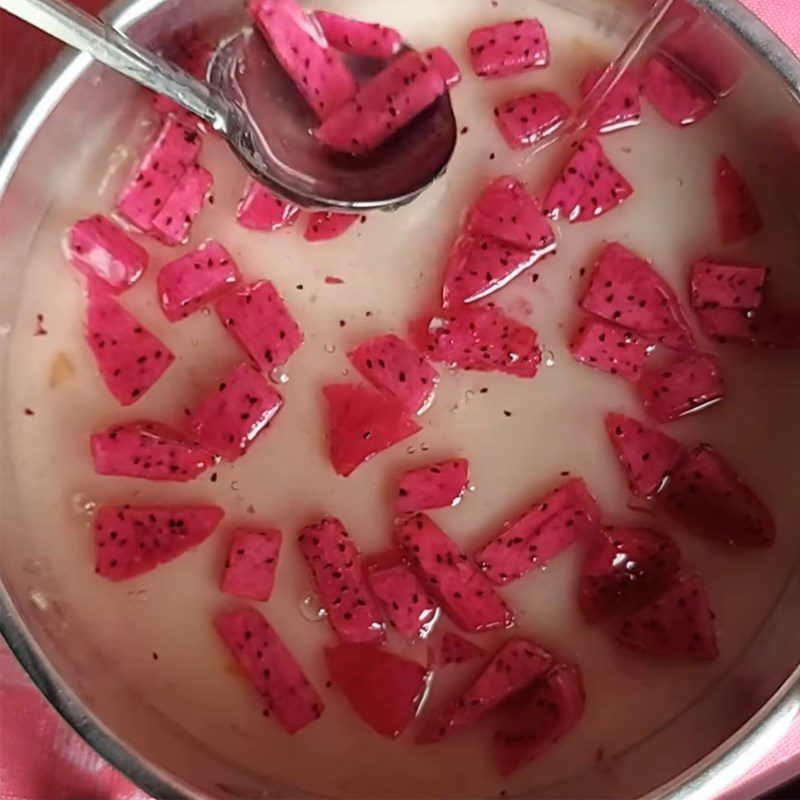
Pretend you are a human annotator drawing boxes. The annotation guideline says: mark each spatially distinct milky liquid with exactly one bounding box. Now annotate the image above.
[4,0,800,797]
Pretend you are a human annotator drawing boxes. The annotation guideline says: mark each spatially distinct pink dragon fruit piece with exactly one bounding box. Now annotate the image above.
[393,513,514,633]
[94,503,223,580]
[695,307,800,349]
[249,0,356,120]
[298,516,385,643]
[580,242,696,352]
[493,663,585,776]
[185,363,284,461]
[348,334,439,415]
[90,421,214,482]
[326,643,427,738]
[221,528,282,601]
[215,606,324,733]
[494,91,571,150]
[216,280,304,372]
[419,305,541,378]
[236,180,301,231]
[422,47,461,87]
[689,258,767,310]
[617,574,719,660]
[158,241,240,322]
[467,19,549,78]
[569,318,653,381]
[116,117,201,231]
[313,11,402,60]
[642,55,715,127]
[579,65,641,134]
[578,525,681,622]
[637,353,725,423]
[604,412,685,498]
[715,156,763,243]
[417,637,552,743]
[152,30,212,122]
[397,459,469,513]
[67,215,148,293]
[542,138,633,224]
[367,562,439,641]
[304,211,358,242]
[85,291,175,406]
[316,50,446,156]
[324,383,421,476]
[465,175,555,254]
[661,444,775,546]
[435,632,486,667]
[474,477,600,586]
[150,162,213,246]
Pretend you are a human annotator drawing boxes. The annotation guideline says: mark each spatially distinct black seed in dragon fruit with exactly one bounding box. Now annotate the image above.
[215,606,324,734]
[641,55,716,127]
[569,318,653,381]
[216,280,304,372]
[221,527,281,601]
[689,258,766,310]
[579,65,641,135]
[236,180,301,232]
[313,11,402,60]
[367,561,439,641]
[85,290,175,406]
[94,503,223,580]
[185,363,284,461]
[467,19,549,78]
[494,90,571,150]
[304,212,358,242]
[435,632,486,668]
[150,162,213,247]
[714,155,763,243]
[422,47,461,87]
[396,458,469,513]
[298,516,385,643]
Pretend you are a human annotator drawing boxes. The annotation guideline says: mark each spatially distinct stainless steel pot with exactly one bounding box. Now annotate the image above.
[1,1,799,797]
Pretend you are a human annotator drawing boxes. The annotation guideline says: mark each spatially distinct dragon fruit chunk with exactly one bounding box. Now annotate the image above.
[689,258,766,310]
[215,606,324,733]
[304,212,358,242]
[465,175,555,253]
[95,504,223,580]
[661,444,775,546]
[67,215,148,293]
[604,412,685,498]
[326,643,427,738]
[85,291,175,406]
[367,563,439,641]
[393,513,514,633]
[637,353,724,423]
[580,242,696,352]
[569,318,652,381]
[236,180,301,231]
[695,307,800,349]
[715,156,763,243]
[298,517,385,643]
[158,241,240,321]
[221,528,281,601]
[422,47,461,87]
[435,632,486,667]
[397,459,469,513]
[419,305,541,378]
[216,280,304,372]
[151,30,212,123]
[90,421,215,482]
[494,91,571,150]
[542,138,633,224]
[642,55,715,127]
[313,11,401,60]
[185,363,283,461]
[417,637,552,743]
[150,163,213,246]
[579,65,641,134]
[348,334,439,415]
[467,19,549,78]
[249,0,356,120]
[316,51,446,156]
[493,663,585,776]
[617,574,719,660]
[475,477,600,585]
[116,117,201,231]
[578,525,681,622]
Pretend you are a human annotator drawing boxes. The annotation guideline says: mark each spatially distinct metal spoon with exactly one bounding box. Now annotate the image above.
[0,0,457,210]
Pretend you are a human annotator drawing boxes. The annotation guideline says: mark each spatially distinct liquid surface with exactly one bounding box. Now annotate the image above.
[4,0,800,797]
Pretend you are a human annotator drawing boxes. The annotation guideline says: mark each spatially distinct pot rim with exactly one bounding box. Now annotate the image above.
[1,1,798,798]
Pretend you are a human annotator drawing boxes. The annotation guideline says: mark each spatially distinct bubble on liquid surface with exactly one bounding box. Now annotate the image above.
[127,589,148,603]
[323,343,336,354]
[29,590,49,611]
[300,592,327,621]
[23,557,52,575]
[406,445,416,455]
[71,492,96,516]
[269,367,290,385]
[543,349,556,367]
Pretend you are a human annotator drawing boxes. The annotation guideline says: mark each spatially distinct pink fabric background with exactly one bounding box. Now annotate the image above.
[1,1,798,798]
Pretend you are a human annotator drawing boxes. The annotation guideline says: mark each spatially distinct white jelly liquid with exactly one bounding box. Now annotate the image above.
[4,0,800,797]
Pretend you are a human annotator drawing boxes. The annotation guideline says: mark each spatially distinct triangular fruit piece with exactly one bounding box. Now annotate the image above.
[714,155,763,243]
[397,458,469,513]
[435,633,486,668]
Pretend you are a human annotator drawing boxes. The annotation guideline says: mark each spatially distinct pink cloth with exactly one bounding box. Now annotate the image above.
[1,1,799,797]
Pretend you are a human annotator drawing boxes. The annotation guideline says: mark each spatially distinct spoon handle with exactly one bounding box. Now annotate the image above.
[0,0,233,130]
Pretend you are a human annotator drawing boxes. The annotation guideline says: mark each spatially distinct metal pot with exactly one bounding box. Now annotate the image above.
[1,1,798,797]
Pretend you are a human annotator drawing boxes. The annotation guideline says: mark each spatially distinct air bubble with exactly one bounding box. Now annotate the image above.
[0,322,11,337]
[406,445,416,455]
[127,589,148,603]
[543,350,556,367]
[323,343,336,353]
[72,492,96,516]
[29,591,49,611]
[191,339,199,347]
[269,367,290,385]
[300,592,327,621]
[420,442,430,452]
[341,368,350,376]
[464,389,475,402]
[230,481,239,491]
[201,307,211,317]
[23,557,52,575]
